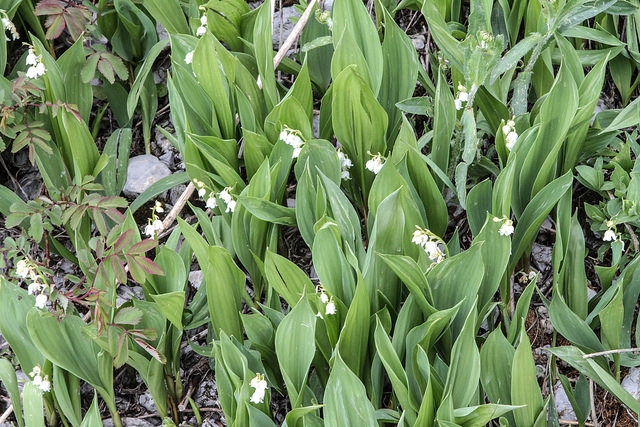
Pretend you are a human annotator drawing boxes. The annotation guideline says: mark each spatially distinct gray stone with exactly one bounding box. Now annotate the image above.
[189,270,204,289]
[103,418,158,427]
[622,367,640,399]
[138,391,158,413]
[273,7,299,50]
[411,34,426,50]
[554,381,578,421]
[123,155,172,197]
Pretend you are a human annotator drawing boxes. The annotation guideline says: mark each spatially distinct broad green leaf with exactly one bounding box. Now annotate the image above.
[0,280,43,375]
[129,172,190,213]
[480,329,515,426]
[379,254,436,316]
[332,65,388,204]
[142,0,188,34]
[53,365,82,426]
[445,305,480,408]
[0,358,24,427]
[379,6,419,141]
[427,245,484,337]
[26,310,115,406]
[547,293,605,354]
[206,246,245,340]
[324,352,377,427]
[510,172,573,271]
[238,196,296,226]
[520,63,578,204]
[548,346,640,414]
[254,0,278,110]
[149,292,185,330]
[264,249,315,308]
[336,275,371,377]
[275,298,316,408]
[511,330,543,427]
[126,39,169,119]
[331,0,383,95]
[421,2,463,71]
[374,317,417,423]
[193,32,235,140]
[432,70,456,183]
[23,382,45,427]
[80,393,102,427]
[453,404,520,427]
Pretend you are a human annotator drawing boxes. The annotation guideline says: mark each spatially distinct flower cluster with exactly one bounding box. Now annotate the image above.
[218,187,236,213]
[478,31,494,49]
[493,216,515,236]
[603,220,624,249]
[184,50,194,65]
[196,13,208,37]
[366,152,385,174]
[2,14,19,41]
[454,83,469,110]
[412,227,445,264]
[502,118,518,151]
[25,47,46,79]
[143,201,164,239]
[16,259,49,309]
[337,149,352,180]
[279,126,305,158]
[30,365,51,393]
[316,286,336,316]
[249,372,268,404]
[193,180,236,213]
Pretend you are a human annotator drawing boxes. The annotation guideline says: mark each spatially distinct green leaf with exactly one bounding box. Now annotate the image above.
[206,246,245,340]
[263,249,315,308]
[548,346,640,414]
[254,0,278,110]
[374,317,417,423]
[238,196,296,226]
[80,393,102,427]
[331,0,383,95]
[130,172,190,213]
[336,274,371,378]
[0,358,24,427]
[126,39,169,120]
[480,329,515,426]
[23,382,45,427]
[0,281,43,375]
[275,297,316,408]
[142,0,188,34]
[379,6,419,141]
[511,330,544,427]
[324,352,377,427]
[332,65,388,204]
[150,292,186,330]
[378,254,436,317]
[510,172,573,271]
[445,305,480,408]
[26,310,115,406]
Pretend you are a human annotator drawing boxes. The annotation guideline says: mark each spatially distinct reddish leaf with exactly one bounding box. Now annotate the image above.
[132,337,167,364]
[129,238,158,255]
[44,14,65,39]
[133,256,165,276]
[113,229,134,253]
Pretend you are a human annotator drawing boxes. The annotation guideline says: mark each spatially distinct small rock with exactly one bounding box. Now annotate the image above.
[169,184,187,206]
[554,381,578,421]
[194,379,218,408]
[411,34,426,50]
[622,367,640,399]
[273,7,299,49]
[189,270,204,289]
[124,155,172,197]
[587,287,597,301]
[138,391,157,413]
[103,418,157,427]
